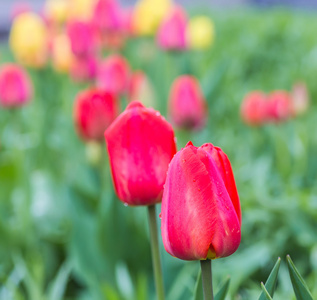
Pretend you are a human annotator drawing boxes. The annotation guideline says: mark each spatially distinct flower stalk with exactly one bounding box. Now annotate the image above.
[200,259,213,300]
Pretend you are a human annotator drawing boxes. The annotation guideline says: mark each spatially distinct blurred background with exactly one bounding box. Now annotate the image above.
[0,0,317,299]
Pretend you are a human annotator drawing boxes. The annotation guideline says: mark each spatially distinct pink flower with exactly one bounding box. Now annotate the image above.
[161,141,241,261]
[0,63,33,108]
[96,54,130,95]
[105,101,177,206]
[168,75,207,130]
[74,88,119,141]
[267,90,292,123]
[157,5,187,51]
[70,55,98,82]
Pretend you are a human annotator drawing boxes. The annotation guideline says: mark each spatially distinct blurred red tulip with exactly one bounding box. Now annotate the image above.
[70,55,97,82]
[105,101,177,206]
[157,5,187,51]
[168,75,207,130]
[161,141,241,261]
[74,88,119,141]
[240,91,268,126]
[267,90,292,123]
[0,63,33,108]
[96,54,130,95]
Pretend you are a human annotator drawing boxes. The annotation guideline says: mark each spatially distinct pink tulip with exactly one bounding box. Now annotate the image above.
[96,54,130,95]
[240,91,268,126]
[70,55,97,82]
[0,63,33,108]
[267,90,292,123]
[161,141,241,261]
[168,75,207,130]
[291,82,309,116]
[157,5,187,51]
[105,101,177,206]
[74,88,119,141]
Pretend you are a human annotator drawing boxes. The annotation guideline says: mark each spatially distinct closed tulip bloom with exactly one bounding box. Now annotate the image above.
[157,5,187,51]
[68,0,96,21]
[10,12,48,68]
[168,75,207,130]
[70,55,97,82]
[51,34,74,73]
[105,101,177,206]
[240,91,268,126]
[74,88,119,141]
[0,63,33,108]
[161,141,241,261]
[44,0,68,25]
[187,16,215,50]
[96,54,130,95]
[267,90,292,122]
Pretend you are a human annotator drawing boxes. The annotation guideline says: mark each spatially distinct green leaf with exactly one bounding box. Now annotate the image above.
[286,255,313,300]
[261,282,273,300]
[215,277,230,300]
[193,269,203,300]
[258,257,281,300]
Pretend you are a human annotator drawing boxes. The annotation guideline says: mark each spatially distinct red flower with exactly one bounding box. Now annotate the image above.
[267,90,293,122]
[161,141,241,260]
[96,54,130,96]
[105,101,177,206]
[74,88,119,141]
[168,75,207,130]
[0,63,33,108]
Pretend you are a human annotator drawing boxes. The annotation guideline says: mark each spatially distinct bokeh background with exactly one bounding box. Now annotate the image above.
[0,0,317,299]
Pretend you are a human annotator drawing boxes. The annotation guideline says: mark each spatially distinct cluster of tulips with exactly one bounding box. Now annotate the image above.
[240,83,309,127]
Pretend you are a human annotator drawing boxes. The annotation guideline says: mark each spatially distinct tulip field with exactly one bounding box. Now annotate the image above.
[1,1,317,299]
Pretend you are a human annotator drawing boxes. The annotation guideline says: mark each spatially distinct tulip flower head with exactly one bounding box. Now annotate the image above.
[51,34,74,73]
[161,141,241,261]
[70,55,98,82]
[10,12,48,68]
[105,101,177,206]
[0,63,33,108]
[267,90,292,123]
[68,0,97,21]
[187,16,215,50]
[157,5,187,51]
[168,75,207,130]
[240,91,268,126]
[96,54,130,96]
[44,0,68,25]
[74,88,119,141]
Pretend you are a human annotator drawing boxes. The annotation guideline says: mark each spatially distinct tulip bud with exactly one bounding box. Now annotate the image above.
[105,101,177,206]
[128,70,156,107]
[0,63,33,108]
[70,55,97,82]
[290,82,309,116]
[168,75,207,130]
[44,0,68,25]
[74,88,119,141]
[187,16,215,50]
[267,90,292,123]
[68,0,97,22]
[161,141,241,261]
[157,5,187,51]
[96,54,130,96]
[240,91,268,126]
[51,34,74,73]
[10,12,48,68]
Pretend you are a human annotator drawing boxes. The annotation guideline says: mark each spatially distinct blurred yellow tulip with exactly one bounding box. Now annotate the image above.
[68,0,97,21]
[133,0,172,36]
[187,16,215,50]
[52,34,74,73]
[9,12,48,68]
[44,0,68,25]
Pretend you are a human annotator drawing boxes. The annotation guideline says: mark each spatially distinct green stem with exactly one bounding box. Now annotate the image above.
[200,259,214,300]
[147,205,165,300]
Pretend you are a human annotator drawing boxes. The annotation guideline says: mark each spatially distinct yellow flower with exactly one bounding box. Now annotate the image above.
[68,0,97,21]
[187,16,215,50]
[44,0,68,25]
[133,0,172,36]
[52,34,74,73]
[9,12,48,68]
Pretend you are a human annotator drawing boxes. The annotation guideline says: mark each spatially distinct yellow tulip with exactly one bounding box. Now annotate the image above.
[133,0,172,36]
[44,0,68,25]
[187,16,215,50]
[52,34,74,73]
[68,0,97,21]
[9,12,48,68]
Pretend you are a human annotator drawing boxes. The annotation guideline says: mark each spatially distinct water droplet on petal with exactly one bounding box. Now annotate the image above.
[159,213,162,219]
[124,203,129,207]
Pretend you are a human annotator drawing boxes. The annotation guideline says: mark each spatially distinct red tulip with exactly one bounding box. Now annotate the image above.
[157,5,187,51]
[0,63,33,108]
[96,54,130,95]
[168,75,207,130]
[240,91,268,126]
[74,88,119,141]
[161,141,241,261]
[105,101,177,206]
[267,90,292,122]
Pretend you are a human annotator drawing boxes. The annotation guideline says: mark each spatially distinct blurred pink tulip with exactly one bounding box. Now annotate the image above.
[267,90,292,123]
[291,82,309,116]
[70,55,97,82]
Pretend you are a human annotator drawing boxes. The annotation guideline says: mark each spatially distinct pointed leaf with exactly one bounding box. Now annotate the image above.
[286,255,313,300]
[193,269,203,300]
[258,257,281,300]
[261,283,273,300]
[215,277,230,300]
